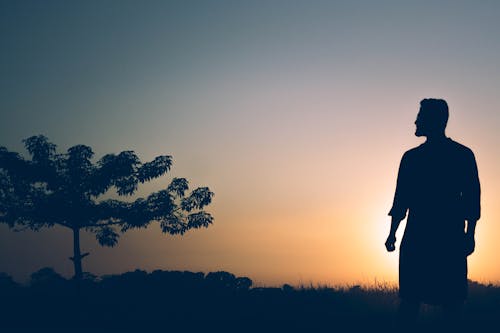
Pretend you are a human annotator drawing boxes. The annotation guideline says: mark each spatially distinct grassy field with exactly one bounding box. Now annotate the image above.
[1,269,499,332]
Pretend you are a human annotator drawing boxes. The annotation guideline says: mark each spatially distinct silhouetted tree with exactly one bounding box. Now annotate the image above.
[0,135,214,280]
[205,271,254,290]
[30,267,66,287]
[0,272,18,289]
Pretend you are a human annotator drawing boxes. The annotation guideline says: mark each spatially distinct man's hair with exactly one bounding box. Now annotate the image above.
[420,98,449,130]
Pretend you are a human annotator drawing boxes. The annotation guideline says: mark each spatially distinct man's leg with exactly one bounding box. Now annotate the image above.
[442,301,463,329]
[397,299,420,326]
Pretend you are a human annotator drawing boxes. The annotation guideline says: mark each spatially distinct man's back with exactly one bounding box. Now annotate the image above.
[400,138,480,231]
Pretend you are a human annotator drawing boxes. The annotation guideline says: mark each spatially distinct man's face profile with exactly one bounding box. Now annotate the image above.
[414,108,427,137]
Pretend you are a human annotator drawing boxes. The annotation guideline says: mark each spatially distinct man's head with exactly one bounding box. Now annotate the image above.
[415,98,449,137]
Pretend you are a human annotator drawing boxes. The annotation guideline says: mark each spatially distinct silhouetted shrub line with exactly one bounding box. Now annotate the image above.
[1,268,500,332]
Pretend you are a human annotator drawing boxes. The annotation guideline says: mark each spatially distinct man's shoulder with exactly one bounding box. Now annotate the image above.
[402,144,425,158]
[403,139,475,153]
[447,138,475,157]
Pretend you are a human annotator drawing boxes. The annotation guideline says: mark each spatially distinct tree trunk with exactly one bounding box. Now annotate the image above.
[70,227,87,324]
[72,228,83,280]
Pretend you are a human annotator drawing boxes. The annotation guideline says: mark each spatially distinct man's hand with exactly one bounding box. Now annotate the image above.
[465,233,475,256]
[385,234,396,252]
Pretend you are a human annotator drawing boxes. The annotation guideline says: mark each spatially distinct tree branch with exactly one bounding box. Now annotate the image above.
[69,252,90,261]
[84,221,125,228]
[56,221,72,229]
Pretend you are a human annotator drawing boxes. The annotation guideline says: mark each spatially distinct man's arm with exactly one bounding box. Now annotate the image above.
[467,219,477,235]
[464,149,480,256]
[385,216,403,252]
[386,153,410,252]
[465,219,478,256]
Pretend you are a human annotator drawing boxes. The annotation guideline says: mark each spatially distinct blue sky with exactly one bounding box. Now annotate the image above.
[1,1,500,285]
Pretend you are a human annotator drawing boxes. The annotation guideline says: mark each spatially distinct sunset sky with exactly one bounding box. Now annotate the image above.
[1,0,500,286]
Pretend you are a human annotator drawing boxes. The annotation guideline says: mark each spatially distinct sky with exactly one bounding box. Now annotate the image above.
[1,0,500,286]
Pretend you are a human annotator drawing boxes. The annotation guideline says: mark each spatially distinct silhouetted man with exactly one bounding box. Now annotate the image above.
[385,99,481,327]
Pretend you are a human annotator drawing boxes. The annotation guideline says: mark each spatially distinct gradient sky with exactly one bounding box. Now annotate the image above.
[1,0,500,286]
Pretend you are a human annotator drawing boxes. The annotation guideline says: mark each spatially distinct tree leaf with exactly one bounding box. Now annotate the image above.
[22,135,56,163]
[167,177,188,197]
[95,226,119,247]
[187,212,214,229]
[160,214,186,235]
[137,155,172,183]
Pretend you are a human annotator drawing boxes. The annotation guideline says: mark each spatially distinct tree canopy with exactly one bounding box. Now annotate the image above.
[0,135,214,278]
